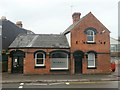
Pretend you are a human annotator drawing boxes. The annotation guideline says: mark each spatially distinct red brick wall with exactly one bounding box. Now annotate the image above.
[70,13,111,74]
[82,54,111,74]
[8,48,70,74]
[8,57,12,73]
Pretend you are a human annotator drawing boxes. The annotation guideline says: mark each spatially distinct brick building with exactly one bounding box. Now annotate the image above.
[1,17,34,72]
[8,12,111,74]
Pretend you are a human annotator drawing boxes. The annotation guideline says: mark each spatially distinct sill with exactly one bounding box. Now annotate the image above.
[50,68,69,71]
[87,67,97,69]
[86,42,96,44]
[35,66,46,68]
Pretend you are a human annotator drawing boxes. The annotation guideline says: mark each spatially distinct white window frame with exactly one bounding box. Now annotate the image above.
[35,52,45,66]
[87,30,95,43]
[50,52,69,70]
[88,53,95,68]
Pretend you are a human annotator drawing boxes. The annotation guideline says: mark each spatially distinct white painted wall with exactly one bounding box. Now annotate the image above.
[66,33,71,47]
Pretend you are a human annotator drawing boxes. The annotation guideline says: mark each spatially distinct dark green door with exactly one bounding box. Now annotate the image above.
[10,50,25,73]
[75,56,82,74]
[73,51,84,74]
[12,56,23,73]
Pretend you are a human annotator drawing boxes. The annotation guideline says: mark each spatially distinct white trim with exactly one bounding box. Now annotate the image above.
[51,68,68,70]
[88,53,95,67]
[88,66,95,68]
[66,33,71,46]
[87,41,95,43]
[87,30,95,42]
[35,52,45,66]
[50,52,69,70]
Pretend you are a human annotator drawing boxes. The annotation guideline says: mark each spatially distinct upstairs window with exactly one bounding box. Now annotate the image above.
[87,30,95,42]
[84,27,97,43]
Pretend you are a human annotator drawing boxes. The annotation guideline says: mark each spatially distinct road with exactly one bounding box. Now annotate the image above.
[2,81,119,88]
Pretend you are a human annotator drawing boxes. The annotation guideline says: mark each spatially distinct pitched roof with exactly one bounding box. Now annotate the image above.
[62,13,90,35]
[9,34,70,48]
[2,19,35,49]
[63,12,110,35]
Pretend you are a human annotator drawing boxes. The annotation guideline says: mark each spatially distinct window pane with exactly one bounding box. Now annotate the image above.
[50,58,68,69]
[88,53,95,67]
[87,36,93,41]
[51,52,67,58]
[37,53,43,58]
[88,60,94,66]
[111,47,115,52]
[111,44,116,52]
[118,44,120,51]
[87,30,94,35]
[87,30,91,35]
[36,59,43,64]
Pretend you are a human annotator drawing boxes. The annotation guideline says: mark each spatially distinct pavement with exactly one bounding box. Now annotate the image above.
[1,62,119,84]
[2,72,119,84]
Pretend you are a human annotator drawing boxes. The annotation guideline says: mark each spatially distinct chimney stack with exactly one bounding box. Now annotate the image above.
[72,12,81,24]
[1,16,7,20]
[16,21,23,28]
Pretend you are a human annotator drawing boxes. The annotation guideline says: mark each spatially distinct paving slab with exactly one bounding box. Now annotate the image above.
[2,72,119,84]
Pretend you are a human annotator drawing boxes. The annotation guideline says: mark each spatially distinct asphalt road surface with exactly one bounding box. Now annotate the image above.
[2,81,119,88]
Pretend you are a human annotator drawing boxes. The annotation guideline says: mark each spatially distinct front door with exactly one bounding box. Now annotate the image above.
[73,51,84,74]
[12,56,23,73]
[75,56,82,74]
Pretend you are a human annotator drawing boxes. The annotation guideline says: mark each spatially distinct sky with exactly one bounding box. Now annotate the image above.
[0,0,119,39]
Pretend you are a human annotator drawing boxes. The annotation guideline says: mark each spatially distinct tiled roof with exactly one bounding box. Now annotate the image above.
[2,19,35,49]
[9,34,70,48]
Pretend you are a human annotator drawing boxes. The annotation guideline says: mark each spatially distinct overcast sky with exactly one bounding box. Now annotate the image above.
[0,0,119,39]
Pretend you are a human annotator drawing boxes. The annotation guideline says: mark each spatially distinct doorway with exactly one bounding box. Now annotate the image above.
[73,51,84,74]
[10,50,25,73]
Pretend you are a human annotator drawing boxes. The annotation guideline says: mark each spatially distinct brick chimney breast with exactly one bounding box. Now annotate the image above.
[72,12,81,24]
[16,21,22,28]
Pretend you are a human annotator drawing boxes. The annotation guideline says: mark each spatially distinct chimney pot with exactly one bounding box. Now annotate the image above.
[16,21,22,28]
[72,12,81,24]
